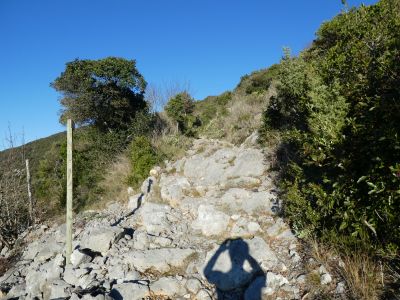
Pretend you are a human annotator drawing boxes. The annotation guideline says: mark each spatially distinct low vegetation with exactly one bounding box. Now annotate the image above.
[258,0,400,297]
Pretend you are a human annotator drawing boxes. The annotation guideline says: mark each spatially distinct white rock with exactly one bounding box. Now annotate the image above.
[141,176,157,195]
[49,279,71,299]
[192,204,230,236]
[111,282,149,300]
[247,222,261,233]
[63,266,79,286]
[128,193,143,210]
[124,248,195,274]
[132,230,149,250]
[139,202,172,235]
[150,277,187,297]
[336,281,346,294]
[70,249,92,267]
[80,225,124,254]
[321,273,332,285]
[160,176,191,206]
[35,241,63,262]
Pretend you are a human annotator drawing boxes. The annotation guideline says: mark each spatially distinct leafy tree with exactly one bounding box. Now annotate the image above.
[51,57,147,131]
[165,92,196,134]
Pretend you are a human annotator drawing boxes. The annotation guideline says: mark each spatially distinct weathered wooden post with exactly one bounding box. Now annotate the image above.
[25,159,33,223]
[66,119,74,264]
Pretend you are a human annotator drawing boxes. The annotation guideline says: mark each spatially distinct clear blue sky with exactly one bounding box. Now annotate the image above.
[0,0,377,148]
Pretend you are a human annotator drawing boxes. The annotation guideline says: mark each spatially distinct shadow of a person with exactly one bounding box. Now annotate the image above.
[204,238,266,300]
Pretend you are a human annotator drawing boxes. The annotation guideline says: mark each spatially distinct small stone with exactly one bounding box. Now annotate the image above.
[296,274,306,284]
[186,278,202,294]
[247,222,261,233]
[336,281,346,294]
[231,214,241,221]
[321,273,332,285]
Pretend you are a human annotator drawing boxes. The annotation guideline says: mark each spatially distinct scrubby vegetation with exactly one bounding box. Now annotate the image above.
[258,0,400,297]
[262,0,400,253]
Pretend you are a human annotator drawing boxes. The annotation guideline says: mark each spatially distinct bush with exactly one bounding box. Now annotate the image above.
[165,92,199,135]
[262,0,400,254]
[127,136,162,187]
[237,64,280,95]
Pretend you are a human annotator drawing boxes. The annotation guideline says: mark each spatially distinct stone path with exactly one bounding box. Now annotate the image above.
[0,134,337,300]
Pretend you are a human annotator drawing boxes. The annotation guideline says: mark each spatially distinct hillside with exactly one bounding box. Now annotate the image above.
[0,136,344,299]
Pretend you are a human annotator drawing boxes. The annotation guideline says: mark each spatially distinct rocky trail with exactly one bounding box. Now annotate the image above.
[0,134,341,300]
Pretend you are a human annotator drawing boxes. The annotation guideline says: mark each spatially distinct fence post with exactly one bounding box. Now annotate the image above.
[25,159,33,223]
[66,119,74,264]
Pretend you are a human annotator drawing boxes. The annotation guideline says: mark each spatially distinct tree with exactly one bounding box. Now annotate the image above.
[165,92,195,133]
[51,57,147,131]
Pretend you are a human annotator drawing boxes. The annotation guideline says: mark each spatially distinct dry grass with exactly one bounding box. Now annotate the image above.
[303,238,385,300]
[151,132,193,162]
[199,87,275,145]
[87,153,132,210]
[338,252,383,300]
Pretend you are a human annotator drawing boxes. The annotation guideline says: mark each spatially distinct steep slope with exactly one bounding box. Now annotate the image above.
[0,134,341,300]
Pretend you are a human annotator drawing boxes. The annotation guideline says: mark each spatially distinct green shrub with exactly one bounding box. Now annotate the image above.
[237,64,280,95]
[127,136,162,187]
[165,92,199,135]
[262,0,400,254]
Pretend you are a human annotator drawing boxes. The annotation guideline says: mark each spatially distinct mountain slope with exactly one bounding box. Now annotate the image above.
[0,134,340,299]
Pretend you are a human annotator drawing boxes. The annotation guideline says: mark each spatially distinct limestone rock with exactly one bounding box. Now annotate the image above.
[110,282,149,300]
[80,225,124,254]
[160,176,191,206]
[138,202,172,235]
[71,249,92,267]
[150,277,187,297]
[192,204,230,236]
[123,248,195,274]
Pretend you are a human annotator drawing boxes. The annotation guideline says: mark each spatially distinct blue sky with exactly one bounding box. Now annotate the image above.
[0,0,377,148]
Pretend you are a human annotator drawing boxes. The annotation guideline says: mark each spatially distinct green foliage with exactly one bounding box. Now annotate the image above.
[237,64,280,95]
[194,92,232,126]
[51,57,147,131]
[36,127,127,211]
[165,92,198,135]
[127,136,162,187]
[262,0,400,253]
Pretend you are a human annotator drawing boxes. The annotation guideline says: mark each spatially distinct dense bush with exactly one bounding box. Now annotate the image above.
[127,136,162,187]
[237,64,280,95]
[165,92,199,135]
[262,0,400,254]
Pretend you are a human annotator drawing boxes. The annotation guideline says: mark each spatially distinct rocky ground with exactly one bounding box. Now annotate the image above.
[0,134,344,300]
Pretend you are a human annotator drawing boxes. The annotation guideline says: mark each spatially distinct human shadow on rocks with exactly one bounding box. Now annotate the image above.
[204,238,266,300]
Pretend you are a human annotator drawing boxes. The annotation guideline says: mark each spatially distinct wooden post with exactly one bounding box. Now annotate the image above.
[66,119,74,265]
[25,159,33,223]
